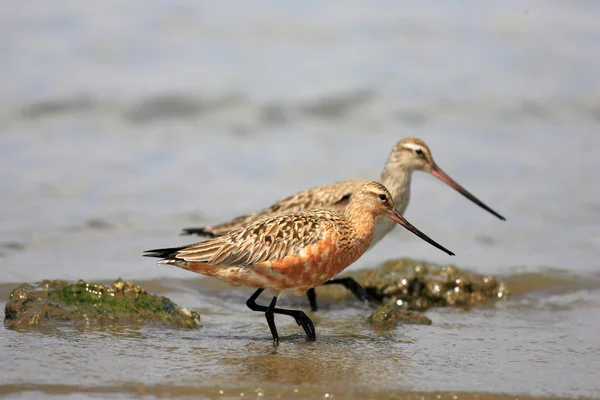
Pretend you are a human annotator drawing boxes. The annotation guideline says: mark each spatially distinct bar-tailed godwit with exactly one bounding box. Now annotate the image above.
[181,137,504,311]
[145,181,454,342]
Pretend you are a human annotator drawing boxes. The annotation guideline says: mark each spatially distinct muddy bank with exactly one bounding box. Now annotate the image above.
[4,278,200,329]
[312,258,509,315]
[368,303,432,329]
[3,259,508,332]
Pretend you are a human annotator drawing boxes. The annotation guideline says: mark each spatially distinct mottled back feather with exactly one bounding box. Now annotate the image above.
[171,210,347,266]
[186,180,367,237]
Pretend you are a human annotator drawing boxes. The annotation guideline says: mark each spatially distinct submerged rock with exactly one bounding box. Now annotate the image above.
[368,303,432,329]
[363,258,509,311]
[4,279,200,329]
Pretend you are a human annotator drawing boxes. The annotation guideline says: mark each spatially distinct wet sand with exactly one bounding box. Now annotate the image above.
[0,385,587,400]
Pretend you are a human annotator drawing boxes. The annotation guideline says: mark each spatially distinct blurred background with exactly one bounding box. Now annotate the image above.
[1,1,599,283]
[2,2,600,398]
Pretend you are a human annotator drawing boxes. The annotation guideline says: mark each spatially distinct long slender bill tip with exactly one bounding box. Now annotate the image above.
[430,165,506,222]
[440,248,455,256]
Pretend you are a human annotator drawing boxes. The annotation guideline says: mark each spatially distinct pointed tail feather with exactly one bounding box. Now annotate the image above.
[180,214,259,238]
[143,246,187,260]
[180,227,218,237]
[144,237,227,265]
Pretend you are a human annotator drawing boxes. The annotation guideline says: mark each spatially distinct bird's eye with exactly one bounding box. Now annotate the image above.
[415,148,424,156]
[378,194,387,202]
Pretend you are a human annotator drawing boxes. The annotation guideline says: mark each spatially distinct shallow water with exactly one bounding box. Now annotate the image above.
[2,273,600,399]
[1,1,600,399]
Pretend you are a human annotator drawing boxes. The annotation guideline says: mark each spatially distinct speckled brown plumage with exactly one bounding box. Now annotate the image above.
[176,136,505,317]
[145,181,454,341]
[182,179,363,238]
[149,182,385,295]
[181,137,504,248]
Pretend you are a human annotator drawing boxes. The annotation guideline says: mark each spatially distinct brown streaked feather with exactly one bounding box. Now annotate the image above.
[263,180,365,214]
[181,180,366,237]
[170,210,347,267]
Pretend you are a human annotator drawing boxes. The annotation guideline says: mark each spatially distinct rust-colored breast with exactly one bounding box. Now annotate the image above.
[169,205,374,295]
[249,229,370,294]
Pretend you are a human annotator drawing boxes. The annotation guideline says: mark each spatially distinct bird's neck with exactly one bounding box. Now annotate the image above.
[379,164,413,215]
[343,204,376,246]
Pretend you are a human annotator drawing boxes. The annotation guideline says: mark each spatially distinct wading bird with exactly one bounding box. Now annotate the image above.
[146,182,454,342]
[181,137,504,311]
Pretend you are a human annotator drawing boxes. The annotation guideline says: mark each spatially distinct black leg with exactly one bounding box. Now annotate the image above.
[270,304,316,341]
[306,288,318,312]
[246,288,266,310]
[246,288,316,341]
[323,277,371,303]
[247,289,280,342]
[265,296,279,343]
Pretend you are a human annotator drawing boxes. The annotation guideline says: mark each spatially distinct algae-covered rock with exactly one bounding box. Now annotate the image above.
[4,278,200,329]
[362,258,508,311]
[368,303,432,329]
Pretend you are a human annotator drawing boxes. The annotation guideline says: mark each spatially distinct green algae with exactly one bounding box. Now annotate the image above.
[4,278,200,329]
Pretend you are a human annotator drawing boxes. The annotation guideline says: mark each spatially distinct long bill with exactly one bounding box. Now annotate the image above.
[430,163,506,221]
[389,209,455,256]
